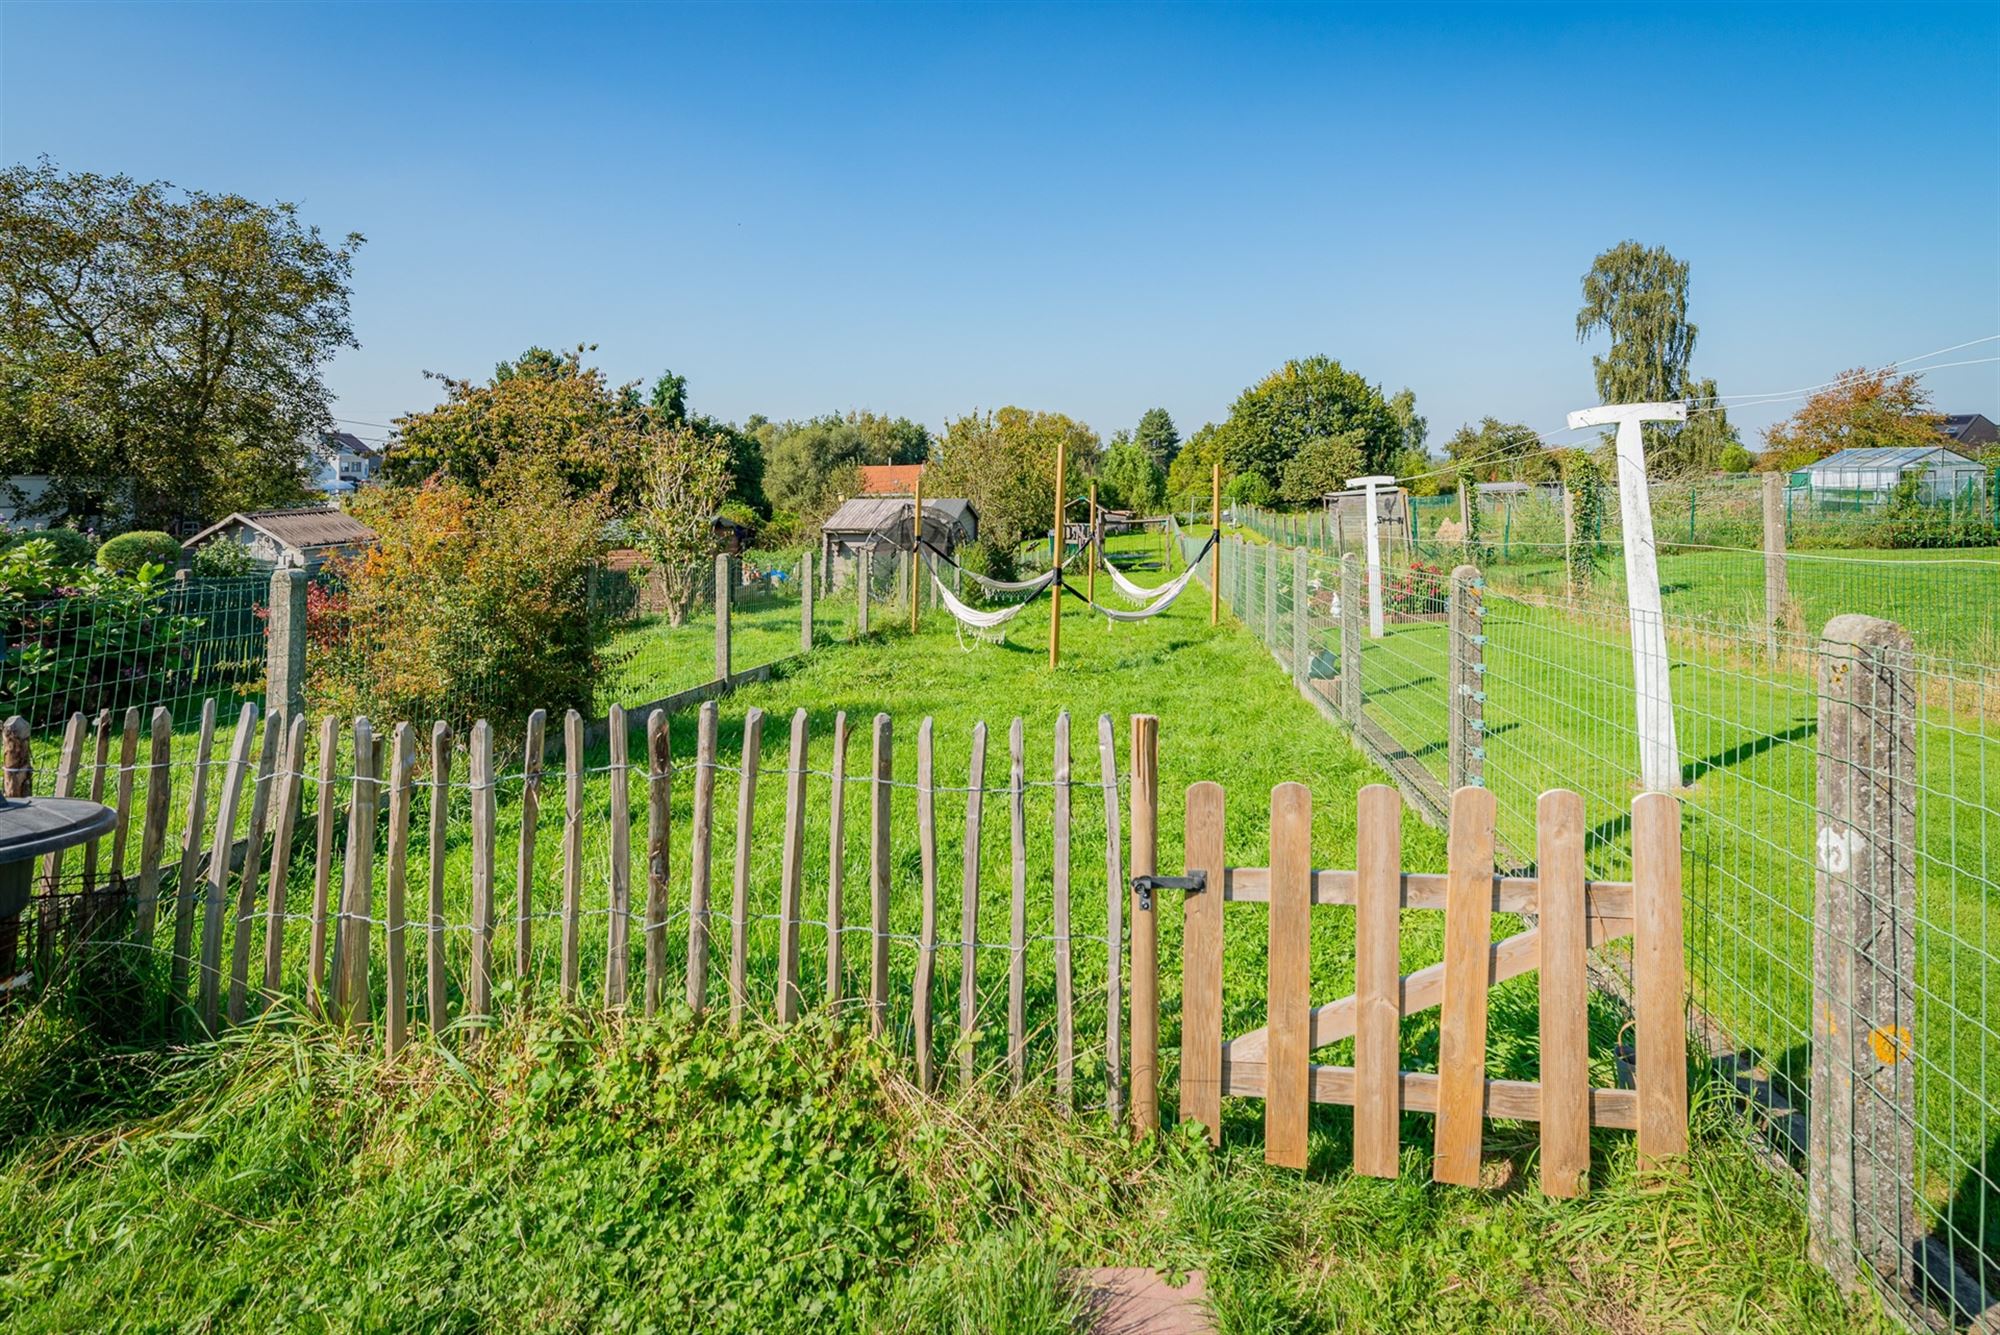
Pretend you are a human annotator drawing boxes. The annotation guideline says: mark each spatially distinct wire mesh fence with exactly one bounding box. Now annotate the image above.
[1177,518,2000,1328]
[1,575,269,734]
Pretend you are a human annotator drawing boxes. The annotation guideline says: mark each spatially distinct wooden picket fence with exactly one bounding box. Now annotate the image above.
[1178,782,1687,1195]
[7,699,1688,1190]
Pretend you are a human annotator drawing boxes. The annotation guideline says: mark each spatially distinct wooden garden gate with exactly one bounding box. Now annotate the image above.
[1173,781,1686,1197]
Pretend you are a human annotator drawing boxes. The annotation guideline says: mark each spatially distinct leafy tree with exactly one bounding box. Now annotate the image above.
[1442,417,1540,483]
[1388,388,1427,457]
[1575,240,1738,477]
[1165,423,1225,512]
[1756,366,1947,472]
[1133,407,1180,470]
[0,159,361,527]
[1222,471,1272,507]
[1214,357,1400,491]
[765,417,871,515]
[1279,431,1365,506]
[384,346,648,504]
[1097,440,1165,515]
[929,408,1100,552]
[632,423,733,625]
[849,410,931,466]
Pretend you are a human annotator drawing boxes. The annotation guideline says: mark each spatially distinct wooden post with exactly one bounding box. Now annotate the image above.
[1052,711,1076,1105]
[1433,785,1496,1186]
[914,717,938,1090]
[265,568,309,722]
[1050,439,1067,667]
[467,719,495,1022]
[1181,780,1224,1144]
[1763,471,1789,656]
[1129,715,1159,1135]
[800,550,815,654]
[134,709,172,948]
[605,705,632,1007]
[1209,463,1221,625]
[561,710,584,1002]
[1809,614,1915,1286]
[1353,784,1402,1177]
[1263,542,1277,647]
[171,700,217,1009]
[427,722,451,1029]
[306,713,335,1016]
[382,723,416,1056]
[729,708,763,1028]
[869,713,892,1038]
[857,549,871,636]
[1098,714,1124,1121]
[332,716,376,1031]
[1007,718,1027,1094]
[1567,402,1686,791]
[1265,781,1312,1168]
[227,709,282,1025]
[1537,789,1589,1197]
[910,472,923,634]
[715,553,732,682]
[1087,481,1098,607]
[198,704,258,1033]
[515,709,546,980]
[1447,565,1485,792]
[825,712,849,1004]
[1339,553,1362,724]
[776,708,808,1023]
[643,710,673,1014]
[957,723,987,1089]
[1561,484,1579,600]
[0,715,28,797]
[260,713,307,1000]
[685,701,718,1013]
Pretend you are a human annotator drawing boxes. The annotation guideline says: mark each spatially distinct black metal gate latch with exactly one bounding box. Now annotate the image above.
[1132,869,1207,912]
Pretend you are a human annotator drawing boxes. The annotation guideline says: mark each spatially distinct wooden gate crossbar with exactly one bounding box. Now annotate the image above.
[1179,781,1686,1199]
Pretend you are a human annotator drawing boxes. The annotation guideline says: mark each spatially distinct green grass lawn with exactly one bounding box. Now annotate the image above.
[0,534,1894,1331]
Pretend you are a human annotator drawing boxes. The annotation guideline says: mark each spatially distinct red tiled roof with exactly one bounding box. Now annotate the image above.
[857,464,925,494]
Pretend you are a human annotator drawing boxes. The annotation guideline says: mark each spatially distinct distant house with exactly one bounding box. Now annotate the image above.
[183,505,379,572]
[1942,414,1998,455]
[311,431,381,495]
[820,496,976,583]
[856,464,925,495]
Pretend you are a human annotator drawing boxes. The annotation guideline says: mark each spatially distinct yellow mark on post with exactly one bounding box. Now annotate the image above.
[1868,1025,1912,1065]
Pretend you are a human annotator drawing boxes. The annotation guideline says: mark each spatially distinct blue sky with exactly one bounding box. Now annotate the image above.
[3,1,1996,454]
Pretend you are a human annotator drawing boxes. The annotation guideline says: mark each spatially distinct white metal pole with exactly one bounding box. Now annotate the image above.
[1567,402,1687,792]
[1346,474,1394,639]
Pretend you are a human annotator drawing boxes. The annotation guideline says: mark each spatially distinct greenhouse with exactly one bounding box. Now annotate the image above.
[1787,445,1990,512]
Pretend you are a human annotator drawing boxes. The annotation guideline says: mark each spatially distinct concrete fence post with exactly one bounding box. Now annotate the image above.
[1808,614,1916,1291]
[800,551,814,654]
[1339,552,1362,725]
[265,568,309,722]
[714,554,732,682]
[1291,546,1308,689]
[1447,565,1486,791]
[1764,472,1789,657]
[857,550,871,637]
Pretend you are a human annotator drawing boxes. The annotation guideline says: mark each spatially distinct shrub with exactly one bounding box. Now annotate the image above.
[4,525,96,568]
[189,540,258,578]
[954,539,1017,585]
[320,461,610,732]
[96,530,182,575]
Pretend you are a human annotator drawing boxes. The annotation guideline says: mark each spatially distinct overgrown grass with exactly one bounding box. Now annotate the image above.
[0,1003,1888,1332]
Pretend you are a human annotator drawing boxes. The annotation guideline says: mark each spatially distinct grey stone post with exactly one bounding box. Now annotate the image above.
[1809,614,1916,1290]
[857,550,871,637]
[800,551,814,654]
[265,568,309,722]
[1339,552,1362,724]
[714,554,732,682]
[1291,546,1309,690]
[1264,542,1277,648]
[1764,472,1789,656]
[1447,565,1485,791]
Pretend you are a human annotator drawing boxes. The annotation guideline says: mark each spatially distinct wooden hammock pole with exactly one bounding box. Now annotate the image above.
[1087,481,1098,605]
[909,469,922,634]
[1210,462,1221,625]
[1050,437,1067,668]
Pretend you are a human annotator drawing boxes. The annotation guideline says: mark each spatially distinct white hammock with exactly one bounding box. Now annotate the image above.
[930,568,1045,641]
[1102,554,1157,603]
[1078,560,1205,622]
[933,540,1086,596]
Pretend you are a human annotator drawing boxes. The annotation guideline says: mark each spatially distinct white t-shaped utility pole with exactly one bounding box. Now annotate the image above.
[1566,401,1686,792]
[1346,474,1395,638]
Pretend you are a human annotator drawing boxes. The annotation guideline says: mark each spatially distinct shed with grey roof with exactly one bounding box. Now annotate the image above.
[819,496,977,585]
[183,505,380,572]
